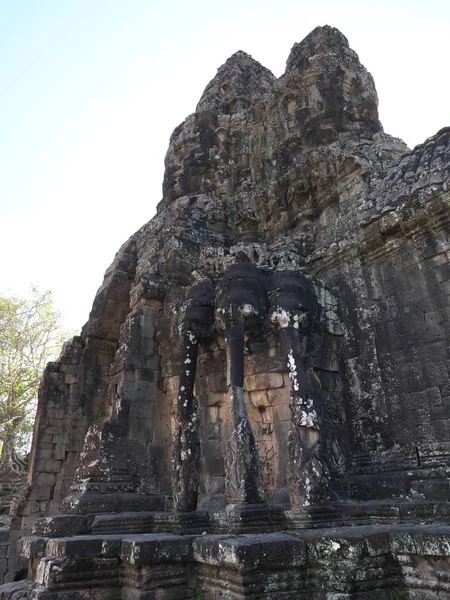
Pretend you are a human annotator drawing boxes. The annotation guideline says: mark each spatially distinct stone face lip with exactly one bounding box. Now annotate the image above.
[196,50,276,114]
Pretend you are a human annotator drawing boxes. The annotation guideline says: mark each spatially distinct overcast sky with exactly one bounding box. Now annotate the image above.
[1,0,449,331]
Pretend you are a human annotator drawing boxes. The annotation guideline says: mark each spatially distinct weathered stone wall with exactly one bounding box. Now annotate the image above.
[306,128,450,502]
[13,24,448,523]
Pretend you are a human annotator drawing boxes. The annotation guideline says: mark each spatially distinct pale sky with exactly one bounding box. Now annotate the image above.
[1,0,449,332]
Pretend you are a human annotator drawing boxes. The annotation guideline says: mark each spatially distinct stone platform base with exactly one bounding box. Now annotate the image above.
[16,523,450,599]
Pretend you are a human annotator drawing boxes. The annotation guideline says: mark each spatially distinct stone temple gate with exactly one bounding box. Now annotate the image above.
[2,24,450,600]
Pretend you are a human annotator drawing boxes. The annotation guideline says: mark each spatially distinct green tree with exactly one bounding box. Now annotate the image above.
[0,287,66,471]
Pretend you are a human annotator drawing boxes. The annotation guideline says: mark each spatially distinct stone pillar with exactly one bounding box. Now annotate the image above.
[217,258,266,505]
[172,327,200,512]
[172,284,214,512]
[224,307,265,504]
[269,272,328,514]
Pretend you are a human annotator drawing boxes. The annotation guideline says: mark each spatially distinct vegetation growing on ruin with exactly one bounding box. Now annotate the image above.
[0,287,66,472]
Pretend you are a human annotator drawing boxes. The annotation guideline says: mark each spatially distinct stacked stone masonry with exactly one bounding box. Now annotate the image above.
[1,24,450,599]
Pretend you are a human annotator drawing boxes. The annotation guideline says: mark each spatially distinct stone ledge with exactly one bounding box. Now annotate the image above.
[120,534,192,565]
[32,516,91,538]
[17,525,450,599]
[193,532,306,571]
[289,523,450,558]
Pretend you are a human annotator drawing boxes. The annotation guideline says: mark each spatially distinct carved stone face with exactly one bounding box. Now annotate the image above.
[283,26,381,143]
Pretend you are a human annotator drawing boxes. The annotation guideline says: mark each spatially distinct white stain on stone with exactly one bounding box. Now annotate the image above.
[187,331,197,344]
[240,303,255,317]
[270,307,290,328]
[300,409,318,428]
[330,541,341,552]
[287,349,300,391]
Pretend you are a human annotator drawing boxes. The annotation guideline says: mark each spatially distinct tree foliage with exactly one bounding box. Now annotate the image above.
[0,287,66,471]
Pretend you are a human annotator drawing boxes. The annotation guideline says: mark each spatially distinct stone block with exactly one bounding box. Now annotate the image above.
[65,373,77,385]
[54,443,66,460]
[45,459,62,473]
[406,389,429,411]
[135,368,156,382]
[18,536,47,559]
[317,534,367,561]
[274,403,291,422]
[431,419,450,440]
[206,423,220,441]
[206,391,226,407]
[245,372,284,391]
[267,386,289,407]
[141,337,155,356]
[141,314,157,340]
[129,400,153,419]
[134,380,155,403]
[129,418,153,443]
[121,380,135,401]
[436,263,450,282]
[120,534,191,565]
[32,515,90,537]
[389,530,417,554]
[38,448,53,460]
[28,486,52,502]
[250,389,270,408]
[208,372,227,393]
[207,405,220,424]
[204,475,225,495]
[45,535,123,558]
[193,533,306,571]
[144,356,160,371]
[411,531,450,556]
[0,530,9,544]
[251,356,287,374]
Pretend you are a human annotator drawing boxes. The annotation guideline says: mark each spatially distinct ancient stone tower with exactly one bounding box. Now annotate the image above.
[2,25,450,599]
